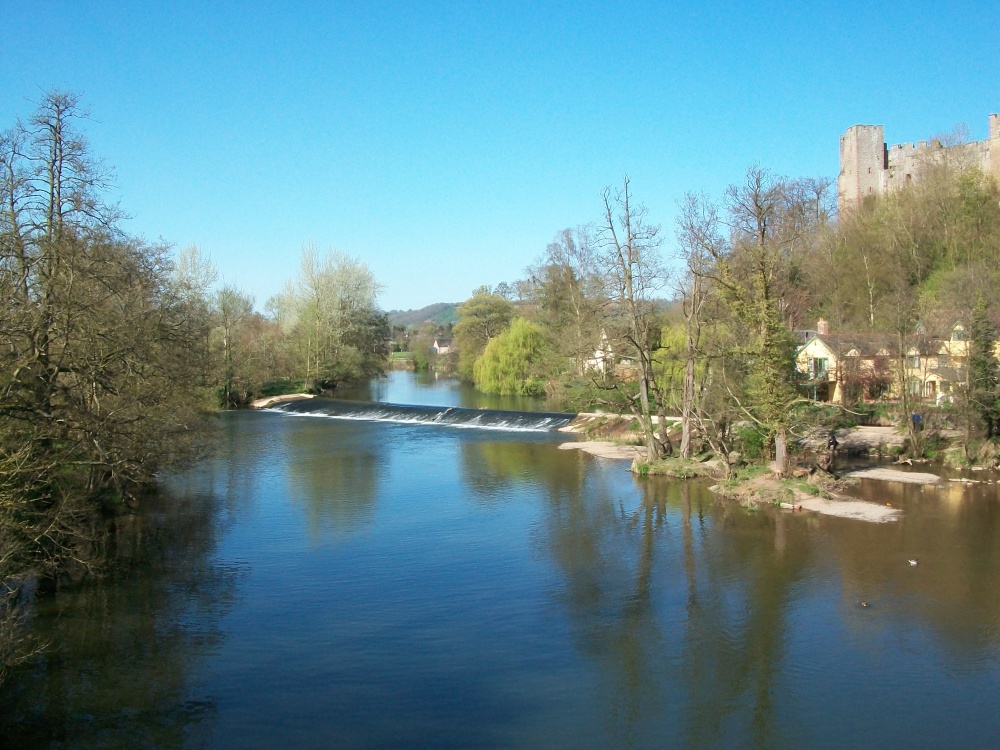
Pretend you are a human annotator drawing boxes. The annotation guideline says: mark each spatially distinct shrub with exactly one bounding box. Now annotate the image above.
[736,425,768,462]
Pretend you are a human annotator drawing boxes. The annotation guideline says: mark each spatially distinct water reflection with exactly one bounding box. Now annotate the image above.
[282,418,384,539]
[459,437,587,502]
[6,382,1000,748]
[830,478,1000,662]
[339,369,559,412]
[0,488,240,748]
[536,472,818,747]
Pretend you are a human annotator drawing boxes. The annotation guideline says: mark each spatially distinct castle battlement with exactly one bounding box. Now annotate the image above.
[838,115,1000,214]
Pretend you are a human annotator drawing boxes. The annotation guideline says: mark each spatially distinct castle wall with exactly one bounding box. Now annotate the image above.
[838,125,885,210]
[838,115,999,214]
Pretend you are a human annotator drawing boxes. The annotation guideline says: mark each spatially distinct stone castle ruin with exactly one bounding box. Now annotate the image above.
[838,114,1000,214]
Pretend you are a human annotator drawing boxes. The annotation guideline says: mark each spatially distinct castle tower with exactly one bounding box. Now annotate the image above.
[838,125,887,214]
[990,114,1000,186]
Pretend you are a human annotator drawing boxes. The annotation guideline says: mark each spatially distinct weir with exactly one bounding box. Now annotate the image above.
[266,397,576,432]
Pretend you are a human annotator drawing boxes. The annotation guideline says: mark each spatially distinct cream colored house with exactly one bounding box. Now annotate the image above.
[901,323,968,402]
[584,330,614,374]
[797,320,975,404]
[797,323,892,403]
[796,316,1000,405]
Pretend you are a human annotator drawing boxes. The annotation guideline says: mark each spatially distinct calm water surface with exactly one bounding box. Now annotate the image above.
[4,373,1000,749]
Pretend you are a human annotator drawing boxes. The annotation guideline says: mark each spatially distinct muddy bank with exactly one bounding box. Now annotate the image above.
[802,425,907,454]
[559,412,680,440]
[843,467,942,485]
[558,441,646,460]
[710,474,904,523]
[250,393,315,409]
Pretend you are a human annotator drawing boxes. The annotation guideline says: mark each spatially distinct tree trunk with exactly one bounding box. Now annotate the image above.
[681,353,695,458]
[637,362,659,459]
[772,428,788,476]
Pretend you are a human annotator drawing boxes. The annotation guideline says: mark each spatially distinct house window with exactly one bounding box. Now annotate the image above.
[814,358,828,377]
[953,328,967,341]
[908,379,922,396]
[909,356,921,369]
[938,354,950,368]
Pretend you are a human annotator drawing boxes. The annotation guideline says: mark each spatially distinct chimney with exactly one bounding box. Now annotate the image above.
[817,318,829,335]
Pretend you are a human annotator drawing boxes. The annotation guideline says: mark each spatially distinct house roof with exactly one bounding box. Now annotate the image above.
[800,333,890,358]
[926,366,965,382]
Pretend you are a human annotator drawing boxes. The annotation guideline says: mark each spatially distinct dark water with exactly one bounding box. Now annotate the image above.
[4,376,1000,749]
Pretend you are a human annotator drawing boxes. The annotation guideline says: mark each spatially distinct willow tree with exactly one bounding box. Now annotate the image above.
[473,317,548,396]
[452,286,514,380]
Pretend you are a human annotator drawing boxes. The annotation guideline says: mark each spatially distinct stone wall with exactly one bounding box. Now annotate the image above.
[838,114,1000,214]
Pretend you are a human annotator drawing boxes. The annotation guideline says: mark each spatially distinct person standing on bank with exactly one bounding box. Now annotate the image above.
[824,430,839,472]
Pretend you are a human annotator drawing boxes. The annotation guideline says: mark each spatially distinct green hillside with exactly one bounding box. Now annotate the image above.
[387,303,459,327]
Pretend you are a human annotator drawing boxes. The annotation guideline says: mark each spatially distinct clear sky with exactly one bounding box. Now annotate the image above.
[3,1,997,311]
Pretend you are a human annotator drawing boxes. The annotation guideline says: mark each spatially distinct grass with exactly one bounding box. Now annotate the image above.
[632,456,713,478]
[789,479,822,496]
[256,379,307,398]
[719,464,771,490]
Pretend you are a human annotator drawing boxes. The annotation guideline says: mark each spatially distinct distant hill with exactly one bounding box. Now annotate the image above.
[387,303,459,328]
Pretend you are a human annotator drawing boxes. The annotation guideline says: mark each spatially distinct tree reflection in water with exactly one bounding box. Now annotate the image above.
[5,402,1000,748]
[538,470,817,748]
[283,417,384,539]
[0,485,241,748]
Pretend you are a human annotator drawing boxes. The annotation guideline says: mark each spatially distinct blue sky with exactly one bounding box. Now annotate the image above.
[3,1,997,311]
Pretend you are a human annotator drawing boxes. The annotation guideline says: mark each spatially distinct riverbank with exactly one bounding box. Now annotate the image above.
[558,423,957,523]
[558,422,913,465]
[709,470,905,523]
[250,393,316,409]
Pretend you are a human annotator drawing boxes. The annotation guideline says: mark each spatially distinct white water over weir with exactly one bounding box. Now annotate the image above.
[267,397,577,432]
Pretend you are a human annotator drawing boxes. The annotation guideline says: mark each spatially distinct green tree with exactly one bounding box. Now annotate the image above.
[269,247,389,393]
[675,192,723,458]
[212,285,256,407]
[523,228,604,374]
[0,89,211,667]
[968,297,1000,440]
[473,317,548,396]
[695,166,801,474]
[452,286,514,379]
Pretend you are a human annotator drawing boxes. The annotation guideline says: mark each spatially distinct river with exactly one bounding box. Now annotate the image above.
[3,372,1000,748]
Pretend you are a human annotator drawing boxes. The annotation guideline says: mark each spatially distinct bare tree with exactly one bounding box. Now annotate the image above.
[594,176,670,459]
[686,167,801,474]
[1,91,211,619]
[523,226,604,374]
[214,285,256,407]
[675,193,722,458]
